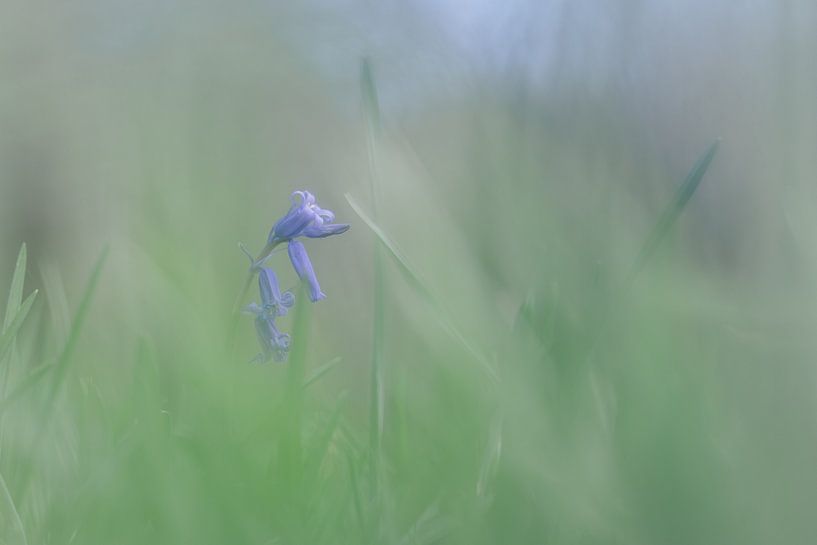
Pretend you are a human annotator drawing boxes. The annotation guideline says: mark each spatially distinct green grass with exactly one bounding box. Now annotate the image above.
[2,16,817,545]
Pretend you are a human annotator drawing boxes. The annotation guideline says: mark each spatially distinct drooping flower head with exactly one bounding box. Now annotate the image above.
[253,313,290,363]
[238,189,348,364]
[268,191,349,245]
[288,240,325,302]
[258,267,294,316]
[243,277,292,363]
[265,190,348,301]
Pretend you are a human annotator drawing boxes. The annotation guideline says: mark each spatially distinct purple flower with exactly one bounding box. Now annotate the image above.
[268,191,349,244]
[287,240,325,302]
[258,267,294,316]
[264,190,348,301]
[253,314,290,363]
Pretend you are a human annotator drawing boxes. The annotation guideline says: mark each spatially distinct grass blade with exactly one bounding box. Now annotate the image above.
[1,244,31,400]
[628,139,720,280]
[44,246,109,407]
[346,193,499,383]
[3,243,26,333]
[303,357,341,389]
[0,471,27,545]
[14,246,108,502]
[0,290,38,366]
[277,285,312,502]
[361,58,386,500]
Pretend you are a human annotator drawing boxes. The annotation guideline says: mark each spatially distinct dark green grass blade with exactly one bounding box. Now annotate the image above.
[346,194,499,383]
[0,472,27,545]
[3,243,27,333]
[628,139,720,281]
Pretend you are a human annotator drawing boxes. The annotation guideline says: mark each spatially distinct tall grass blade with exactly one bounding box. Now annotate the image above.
[277,285,312,501]
[628,139,720,280]
[361,57,386,500]
[0,472,27,545]
[346,194,499,383]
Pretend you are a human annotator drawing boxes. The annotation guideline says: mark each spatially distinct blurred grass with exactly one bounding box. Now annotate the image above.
[1,2,817,544]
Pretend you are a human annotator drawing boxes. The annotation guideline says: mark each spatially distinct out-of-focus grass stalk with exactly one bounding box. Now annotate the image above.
[627,139,720,282]
[345,195,499,383]
[0,244,34,545]
[361,58,386,502]
[14,246,108,503]
[0,244,28,400]
[277,285,311,512]
[0,244,38,459]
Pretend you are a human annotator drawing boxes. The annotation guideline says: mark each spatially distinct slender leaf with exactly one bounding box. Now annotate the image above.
[0,290,38,366]
[361,58,386,500]
[628,139,720,280]
[3,243,26,333]
[303,357,341,389]
[45,246,109,407]
[346,193,499,383]
[277,284,312,499]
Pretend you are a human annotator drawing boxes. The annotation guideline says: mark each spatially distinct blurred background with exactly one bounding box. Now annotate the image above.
[1,1,817,543]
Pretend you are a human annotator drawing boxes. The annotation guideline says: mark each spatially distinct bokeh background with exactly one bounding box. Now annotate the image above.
[2,1,817,543]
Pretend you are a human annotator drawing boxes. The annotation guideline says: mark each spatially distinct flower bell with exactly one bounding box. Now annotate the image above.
[258,267,294,316]
[287,240,325,302]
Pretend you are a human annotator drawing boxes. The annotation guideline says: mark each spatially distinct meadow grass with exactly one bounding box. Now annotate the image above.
[2,20,817,545]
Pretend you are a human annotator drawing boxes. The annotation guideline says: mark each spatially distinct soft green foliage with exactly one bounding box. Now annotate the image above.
[2,4,817,544]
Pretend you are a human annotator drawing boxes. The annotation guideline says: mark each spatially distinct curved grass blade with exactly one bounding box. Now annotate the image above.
[346,193,499,383]
[628,139,720,281]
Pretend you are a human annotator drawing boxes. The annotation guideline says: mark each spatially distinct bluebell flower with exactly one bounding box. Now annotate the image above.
[287,240,325,302]
[253,313,290,363]
[257,267,294,316]
[256,190,349,301]
[267,191,349,245]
